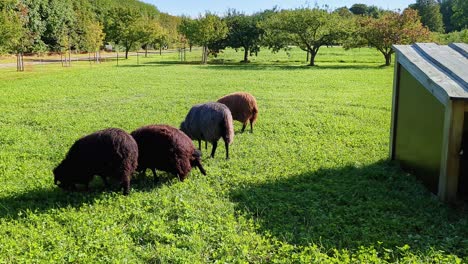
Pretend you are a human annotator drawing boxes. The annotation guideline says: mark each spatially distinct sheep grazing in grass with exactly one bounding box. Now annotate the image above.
[131,124,206,182]
[180,102,234,159]
[53,128,138,195]
[217,92,258,133]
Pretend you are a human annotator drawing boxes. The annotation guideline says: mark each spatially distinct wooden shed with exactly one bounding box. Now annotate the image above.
[390,43,468,202]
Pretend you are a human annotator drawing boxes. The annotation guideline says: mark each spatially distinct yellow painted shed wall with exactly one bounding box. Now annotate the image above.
[394,66,445,193]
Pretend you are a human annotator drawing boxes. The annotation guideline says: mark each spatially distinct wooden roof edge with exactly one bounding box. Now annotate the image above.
[393,44,468,103]
[413,43,468,90]
[449,43,468,59]
[393,45,449,105]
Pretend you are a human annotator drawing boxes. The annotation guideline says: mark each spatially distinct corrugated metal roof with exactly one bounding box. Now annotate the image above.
[393,43,468,105]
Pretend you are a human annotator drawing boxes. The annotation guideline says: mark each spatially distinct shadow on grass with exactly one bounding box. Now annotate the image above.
[231,160,468,256]
[129,60,384,71]
[0,173,171,219]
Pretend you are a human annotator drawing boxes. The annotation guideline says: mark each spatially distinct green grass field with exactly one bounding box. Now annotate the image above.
[0,47,466,263]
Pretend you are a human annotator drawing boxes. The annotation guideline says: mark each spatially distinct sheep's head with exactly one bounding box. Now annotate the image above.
[191,149,206,175]
[53,162,72,189]
[180,121,187,134]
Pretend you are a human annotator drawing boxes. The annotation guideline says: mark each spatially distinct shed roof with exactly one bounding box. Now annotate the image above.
[393,43,468,105]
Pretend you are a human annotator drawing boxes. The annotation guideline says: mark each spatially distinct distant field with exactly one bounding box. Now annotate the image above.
[0,47,466,263]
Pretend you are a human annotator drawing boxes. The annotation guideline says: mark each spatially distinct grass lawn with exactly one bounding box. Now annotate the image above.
[0,47,466,263]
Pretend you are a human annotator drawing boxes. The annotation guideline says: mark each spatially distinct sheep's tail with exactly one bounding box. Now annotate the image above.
[223,111,234,144]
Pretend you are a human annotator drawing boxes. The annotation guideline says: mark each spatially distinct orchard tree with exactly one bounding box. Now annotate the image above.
[139,18,166,56]
[80,20,105,61]
[182,13,228,64]
[0,8,24,54]
[198,13,228,63]
[178,17,197,51]
[105,7,147,59]
[262,8,350,66]
[409,0,444,32]
[158,13,181,49]
[349,9,431,66]
[224,10,264,63]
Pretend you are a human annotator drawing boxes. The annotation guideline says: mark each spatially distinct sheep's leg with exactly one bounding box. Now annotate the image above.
[250,119,254,133]
[151,168,158,183]
[197,161,207,175]
[100,175,110,189]
[121,177,130,195]
[210,141,218,158]
[225,139,229,160]
[241,122,247,133]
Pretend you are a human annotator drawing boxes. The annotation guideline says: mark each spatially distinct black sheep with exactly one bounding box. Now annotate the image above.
[131,124,206,182]
[53,128,138,195]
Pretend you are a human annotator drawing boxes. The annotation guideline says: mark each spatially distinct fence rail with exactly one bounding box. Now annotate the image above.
[0,48,195,71]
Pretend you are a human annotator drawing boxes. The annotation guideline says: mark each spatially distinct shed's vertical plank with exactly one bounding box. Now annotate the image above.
[390,60,401,159]
[438,101,464,202]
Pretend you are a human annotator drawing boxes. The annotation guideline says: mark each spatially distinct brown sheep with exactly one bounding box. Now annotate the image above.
[217,92,258,133]
[131,124,206,182]
[53,128,138,195]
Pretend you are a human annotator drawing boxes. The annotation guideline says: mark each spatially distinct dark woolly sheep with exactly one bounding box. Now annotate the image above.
[180,102,234,159]
[53,128,138,195]
[217,92,258,133]
[131,124,206,182]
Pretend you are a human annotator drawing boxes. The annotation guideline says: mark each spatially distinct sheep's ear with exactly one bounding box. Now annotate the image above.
[193,149,202,158]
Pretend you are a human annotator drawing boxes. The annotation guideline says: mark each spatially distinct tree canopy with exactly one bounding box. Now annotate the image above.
[224,10,264,63]
[179,13,227,64]
[262,8,350,66]
[409,0,444,33]
[348,9,431,66]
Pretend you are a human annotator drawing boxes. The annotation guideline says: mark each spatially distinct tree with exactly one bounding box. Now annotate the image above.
[349,9,431,66]
[334,6,353,18]
[349,4,368,15]
[80,20,105,59]
[224,10,264,63]
[180,13,227,64]
[197,13,228,63]
[262,8,350,66]
[178,17,197,51]
[409,0,444,32]
[366,6,383,18]
[0,8,24,54]
[158,13,181,49]
[105,7,147,59]
[440,0,455,32]
[139,18,166,56]
[451,0,468,30]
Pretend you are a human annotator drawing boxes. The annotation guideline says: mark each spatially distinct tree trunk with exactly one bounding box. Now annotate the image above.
[145,46,148,57]
[202,45,208,64]
[125,48,129,59]
[309,51,317,66]
[17,52,24,72]
[190,44,192,52]
[306,51,309,62]
[384,53,392,66]
[243,48,249,63]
